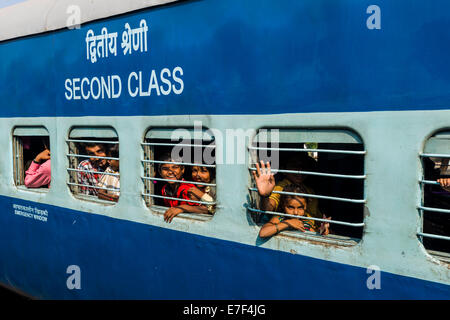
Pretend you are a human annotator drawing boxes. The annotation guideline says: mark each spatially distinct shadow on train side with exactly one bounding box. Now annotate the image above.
[0,284,31,300]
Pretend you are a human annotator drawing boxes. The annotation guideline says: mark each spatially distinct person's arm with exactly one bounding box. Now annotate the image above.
[24,150,51,188]
[252,161,279,212]
[437,178,450,192]
[261,197,277,212]
[252,161,276,194]
[259,216,305,238]
[188,187,215,214]
[163,204,209,223]
[97,189,119,202]
[188,187,204,200]
[96,174,119,202]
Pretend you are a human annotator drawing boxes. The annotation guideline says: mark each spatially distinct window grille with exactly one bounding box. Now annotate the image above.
[142,128,216,220]
[248,128,366,241]
[419,131,450,261]
[66,127,120,204]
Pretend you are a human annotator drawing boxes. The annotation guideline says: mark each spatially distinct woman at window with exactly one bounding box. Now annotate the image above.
[25,138,51,188]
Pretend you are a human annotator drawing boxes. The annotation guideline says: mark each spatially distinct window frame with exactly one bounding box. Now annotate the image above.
[66,126,120,205]
[248,127,367,245]
[12,126,51,192]
[418,131,450,262]
[141,127,217,222]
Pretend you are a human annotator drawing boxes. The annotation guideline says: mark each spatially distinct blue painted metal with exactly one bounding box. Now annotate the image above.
[0,195,448,299]
[0,0,450,299]
[1,0,450,117]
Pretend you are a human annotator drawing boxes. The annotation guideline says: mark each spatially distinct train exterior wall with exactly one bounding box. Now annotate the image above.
[0,0,449,299]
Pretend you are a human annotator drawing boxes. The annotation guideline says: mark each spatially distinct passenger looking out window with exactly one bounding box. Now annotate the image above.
[252,155,326,223]
[158,154,211,223]
[24,137,51,188]
[77,143,108,195]
[97,145,120,202]
[188,165,216,214]
[259,184,330,238]
[422,156,450,253]
[437,158,450,192]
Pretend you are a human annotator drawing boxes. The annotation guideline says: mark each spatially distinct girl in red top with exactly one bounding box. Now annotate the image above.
[158,154,208,223]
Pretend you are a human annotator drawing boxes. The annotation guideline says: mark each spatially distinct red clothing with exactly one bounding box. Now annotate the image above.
[25,160,51,188]
[162,182,199,207]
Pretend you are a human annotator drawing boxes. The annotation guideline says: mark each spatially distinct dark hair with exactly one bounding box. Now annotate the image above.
[191,165,216,181]
[108,144,119,158]
[280,184,309,211]
[157,153,183,172]
[42,136,50,151]
[81,142,106,154]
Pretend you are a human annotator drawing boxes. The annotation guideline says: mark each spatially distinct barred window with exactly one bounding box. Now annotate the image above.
[142,128,216,221]
[13,126,51,191]
[249,128,366,244]
[67,127,120,204]
[419,131,450,261]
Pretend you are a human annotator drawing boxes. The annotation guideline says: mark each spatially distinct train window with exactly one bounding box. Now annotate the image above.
[419,131,450,261]
[13,126,51,191]
[248,128,366,244]
[142,128,216,222]
[66,127,120,204]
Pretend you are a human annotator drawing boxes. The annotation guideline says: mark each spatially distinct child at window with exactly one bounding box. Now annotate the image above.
[259,184,331,238]
[97,145,120,202]
[252,157,323,222]
[188,165,216,214]
[157,154,208,223]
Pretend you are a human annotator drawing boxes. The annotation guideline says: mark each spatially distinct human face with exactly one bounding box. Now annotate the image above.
[85,145,107,168]
[284,197,307,216]
[159,163,185,183]
[109,159,119,172]
[191,166,211,188]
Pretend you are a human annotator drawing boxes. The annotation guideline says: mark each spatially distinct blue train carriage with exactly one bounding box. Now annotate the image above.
[0,0,449,299]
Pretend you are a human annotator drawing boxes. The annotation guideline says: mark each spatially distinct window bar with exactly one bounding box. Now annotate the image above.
[247,207,365,227]
[68,141,76,194]
[142,176,216,187]
[66,139,119,144]
[142,159,216,168]
[18,138,24,185]
[143,143,154,207]
[248,146,366,155]
[67,154,119,161]
[141,142,215,148]
[417,232,450,241]
[248,187,366,204]
[419,179,441,185]
[67,182,120,193]
[417,205,450,214]
[419,153,450,158]
[142,193,216,206]
[249,167,366,180]
[13,138,18,184]
[67,168,120,177]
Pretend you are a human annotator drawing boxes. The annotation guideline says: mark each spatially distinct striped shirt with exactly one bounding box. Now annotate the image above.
[76,160,105,196]
[97,167,120,196]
